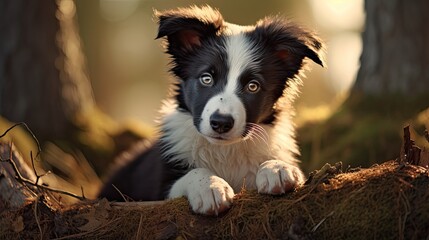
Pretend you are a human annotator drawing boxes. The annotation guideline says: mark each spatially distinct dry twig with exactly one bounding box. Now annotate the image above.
[0,123,86,201]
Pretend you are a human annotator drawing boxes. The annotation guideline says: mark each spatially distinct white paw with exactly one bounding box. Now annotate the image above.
[188,175,234,215]
[169,168,234,215]
[256,160,305,195]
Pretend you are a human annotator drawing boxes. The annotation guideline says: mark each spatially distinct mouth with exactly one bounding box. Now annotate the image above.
[203,134,242,145]
[211,136,226,140]
[199,123,259,144]
[206,134,229,141]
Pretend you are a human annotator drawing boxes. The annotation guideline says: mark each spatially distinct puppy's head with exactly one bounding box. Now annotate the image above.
[156,6,324,145]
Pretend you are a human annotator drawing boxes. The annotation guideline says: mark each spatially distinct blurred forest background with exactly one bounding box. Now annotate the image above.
[0,0,428,201]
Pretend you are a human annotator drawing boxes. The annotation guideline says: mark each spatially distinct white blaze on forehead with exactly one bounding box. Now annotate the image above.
[224,32,259,95]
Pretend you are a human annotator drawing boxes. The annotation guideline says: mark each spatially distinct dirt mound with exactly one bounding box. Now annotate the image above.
[1,160,428,239]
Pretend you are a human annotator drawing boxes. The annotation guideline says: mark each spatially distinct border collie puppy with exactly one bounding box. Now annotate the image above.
[99,5,324,215]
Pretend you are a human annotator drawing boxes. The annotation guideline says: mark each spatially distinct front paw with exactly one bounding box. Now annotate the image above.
[188,175,234,215]
[256,160,305,195]
[169,168,234,216]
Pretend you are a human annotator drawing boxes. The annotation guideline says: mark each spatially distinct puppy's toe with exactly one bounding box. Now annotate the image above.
[188,176,234,216]
[256,160,304,195]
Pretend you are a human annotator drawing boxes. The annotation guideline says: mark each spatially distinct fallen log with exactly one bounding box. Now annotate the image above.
[1,126,429,239]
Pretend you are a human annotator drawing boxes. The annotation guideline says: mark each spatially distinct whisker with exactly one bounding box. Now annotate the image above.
[248,123,269,142]
[245,122,270,148]
[254,132,270,147]
[250,123,270,140]
[251,126,269,141]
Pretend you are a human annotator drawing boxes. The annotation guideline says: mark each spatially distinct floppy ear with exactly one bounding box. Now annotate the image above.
[254,17,325,68]
[155,6,224,55]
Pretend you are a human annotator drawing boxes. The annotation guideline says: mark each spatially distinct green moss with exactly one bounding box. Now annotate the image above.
[298,93,429,172]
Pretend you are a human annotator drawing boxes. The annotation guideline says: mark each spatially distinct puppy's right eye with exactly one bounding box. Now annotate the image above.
[199,73,213,86]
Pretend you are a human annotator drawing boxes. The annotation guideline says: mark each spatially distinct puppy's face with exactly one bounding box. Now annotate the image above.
[156,6,323,144]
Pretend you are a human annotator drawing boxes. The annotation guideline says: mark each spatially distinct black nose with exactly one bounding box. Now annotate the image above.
[210,112,234,133]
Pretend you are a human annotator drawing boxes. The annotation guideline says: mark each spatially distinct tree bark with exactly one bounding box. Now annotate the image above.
[353,0,429,95]
[0,0,95,142]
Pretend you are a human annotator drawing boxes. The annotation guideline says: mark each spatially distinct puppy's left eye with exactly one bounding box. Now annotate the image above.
[199,73,213,86]
[247,80,260,93]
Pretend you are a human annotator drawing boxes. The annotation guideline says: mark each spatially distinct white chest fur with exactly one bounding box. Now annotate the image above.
[160,104,300,192]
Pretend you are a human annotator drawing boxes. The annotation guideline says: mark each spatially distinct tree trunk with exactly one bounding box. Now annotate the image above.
[299,0,429,171]
[353,0,429,95]
[0,0,95,142]
[0,0,146,177]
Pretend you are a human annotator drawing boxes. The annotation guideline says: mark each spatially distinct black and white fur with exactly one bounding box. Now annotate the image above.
[99,5,324,215]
